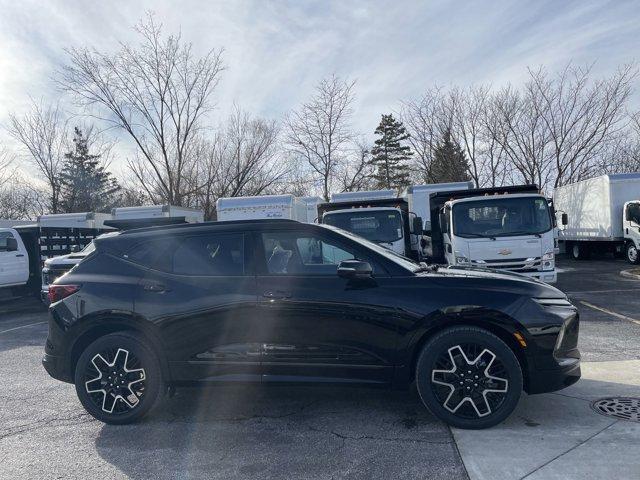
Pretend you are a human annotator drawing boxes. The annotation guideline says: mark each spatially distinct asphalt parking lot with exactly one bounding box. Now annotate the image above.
[1,257,639,480]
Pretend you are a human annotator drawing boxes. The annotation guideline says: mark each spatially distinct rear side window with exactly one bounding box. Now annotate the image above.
[0,231,17,252]
[125,238,175,271]
[172,233,244,276]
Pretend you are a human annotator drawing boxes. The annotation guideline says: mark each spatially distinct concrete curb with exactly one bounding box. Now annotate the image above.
[620,269,640,280]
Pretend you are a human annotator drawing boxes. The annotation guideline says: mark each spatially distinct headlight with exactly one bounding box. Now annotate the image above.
[542,251,554,271]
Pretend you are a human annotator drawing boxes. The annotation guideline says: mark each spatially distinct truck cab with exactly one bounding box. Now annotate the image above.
[0,228,30,291]
[624,200,640,263]
[429,186,558,283]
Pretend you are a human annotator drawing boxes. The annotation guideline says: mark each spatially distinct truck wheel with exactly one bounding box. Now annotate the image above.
[626,243,640,265]
[570,242,590,260]
[415,326,523,429]
[74,332,163,424]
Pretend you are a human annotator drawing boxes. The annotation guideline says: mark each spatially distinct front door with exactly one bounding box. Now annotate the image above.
[255,228,400,385]
[0,229,29,287]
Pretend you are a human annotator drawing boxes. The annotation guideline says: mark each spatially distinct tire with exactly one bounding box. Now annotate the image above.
[74,332,163,424]
[570,242,590,260]
[626,242,640,265]
[416,326,523,429]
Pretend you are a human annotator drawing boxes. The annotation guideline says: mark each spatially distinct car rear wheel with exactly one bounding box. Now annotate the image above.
[626,243,639,265]
[569,242,590,260]
[74,332,163,424]
[416,326,523,429]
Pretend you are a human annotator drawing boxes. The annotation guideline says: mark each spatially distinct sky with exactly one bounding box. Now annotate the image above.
[0,0,639,174]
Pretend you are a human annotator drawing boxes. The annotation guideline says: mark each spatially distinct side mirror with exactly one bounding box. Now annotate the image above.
[412,216,423,234]
[6,237,18,252]
[337,260,373,279]
[423,220,432,234]
[561,213,568,226]
[70,245,81,253]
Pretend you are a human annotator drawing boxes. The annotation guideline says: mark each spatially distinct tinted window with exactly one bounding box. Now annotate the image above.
[173,234,244,276]
[125,238,175,271]
[262,231,355,275]
[0,231,16,252]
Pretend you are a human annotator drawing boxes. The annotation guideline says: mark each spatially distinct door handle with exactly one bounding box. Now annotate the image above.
[143,283,168,293]
[262,290,291,299]
[15,254,24,257]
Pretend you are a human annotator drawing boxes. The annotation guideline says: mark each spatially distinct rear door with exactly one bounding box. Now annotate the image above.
[131,231,261,383]
[255,227,400,385]
[0,229,29,287]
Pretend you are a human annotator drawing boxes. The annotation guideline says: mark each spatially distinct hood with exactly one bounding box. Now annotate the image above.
[44,252,89,267]
[423,264,566,298]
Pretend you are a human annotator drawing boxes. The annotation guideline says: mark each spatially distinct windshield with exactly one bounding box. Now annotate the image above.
[80,242,96,254]
[453,196,552,238]
[322,210,403,243]
[318,224,420,272]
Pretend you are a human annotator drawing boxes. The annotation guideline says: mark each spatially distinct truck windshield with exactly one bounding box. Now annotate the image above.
[453,197,552,238]
[322,210,403,243]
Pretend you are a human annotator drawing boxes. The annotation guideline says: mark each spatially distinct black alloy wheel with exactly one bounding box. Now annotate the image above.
[74,332,163,424]
[416,326,523,429]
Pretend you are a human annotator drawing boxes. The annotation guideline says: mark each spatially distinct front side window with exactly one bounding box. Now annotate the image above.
[453,197,552,238]
[0,231,17,252]
[322,210,403,243]
[626,203,640,225]
[262,231,355,275]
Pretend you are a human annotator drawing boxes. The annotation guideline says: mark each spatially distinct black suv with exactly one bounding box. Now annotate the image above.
[43,220,580,429]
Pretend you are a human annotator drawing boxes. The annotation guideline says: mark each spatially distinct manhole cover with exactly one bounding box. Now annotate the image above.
[591,397,640,422]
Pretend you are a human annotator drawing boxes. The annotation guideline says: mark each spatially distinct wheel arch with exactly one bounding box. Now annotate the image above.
[68,312,169,382]
[403,312,531,392]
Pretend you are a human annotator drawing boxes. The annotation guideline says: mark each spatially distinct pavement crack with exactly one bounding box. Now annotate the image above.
[305,424,452,444]
[0,412,94,441]
[518,420,618,479]
[549,391,592,403]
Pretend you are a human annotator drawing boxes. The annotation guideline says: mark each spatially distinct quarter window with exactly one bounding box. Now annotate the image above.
[262,232,355,275]
[0,231,17,252]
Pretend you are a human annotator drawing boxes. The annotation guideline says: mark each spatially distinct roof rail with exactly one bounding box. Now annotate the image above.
[119,218,299,235]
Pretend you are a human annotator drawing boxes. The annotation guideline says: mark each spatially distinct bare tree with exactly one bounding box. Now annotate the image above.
[57,13,224,206]
[0,173,48,220]
[338,138,375,192]
[285,75,356,200]
[401,87,451,184]
[7,100,68,212]
[192,108,287,220]
[525,64,636,187]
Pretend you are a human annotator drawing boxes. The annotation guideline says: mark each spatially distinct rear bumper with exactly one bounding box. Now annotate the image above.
[42,352,72,383]
[526,357,581,394]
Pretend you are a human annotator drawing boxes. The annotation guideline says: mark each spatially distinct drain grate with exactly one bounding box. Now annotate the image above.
[591,397,640,423]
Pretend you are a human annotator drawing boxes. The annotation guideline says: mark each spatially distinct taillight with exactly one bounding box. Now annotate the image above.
[48,284,80,303]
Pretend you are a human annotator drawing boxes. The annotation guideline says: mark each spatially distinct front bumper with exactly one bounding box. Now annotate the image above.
[521,270,557,284]
[526,357,581,394]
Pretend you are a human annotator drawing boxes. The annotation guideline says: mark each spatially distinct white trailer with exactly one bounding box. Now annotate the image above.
[299,196,323,223]
[554,173,640,263]
[38,212,112,229]
[112,205,204,223]
[216,194,307,222]
[405,182,473,230]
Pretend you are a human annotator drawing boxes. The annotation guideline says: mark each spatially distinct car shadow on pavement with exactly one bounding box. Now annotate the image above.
[93,385,464,480]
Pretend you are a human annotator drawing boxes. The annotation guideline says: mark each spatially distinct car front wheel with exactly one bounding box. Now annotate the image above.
[416,326,523,429]
[74,332,163,424]
[626,243,639,264]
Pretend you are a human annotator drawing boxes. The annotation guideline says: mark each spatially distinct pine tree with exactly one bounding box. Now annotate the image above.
[58,127,120,213]
[369,114,413,190]
[430,129,470,183]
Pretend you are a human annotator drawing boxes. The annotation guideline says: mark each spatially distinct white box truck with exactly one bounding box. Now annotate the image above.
[405,182,473,231]
[299,196,322,223]
[216,194,307,222]
[554,173,640,264]
[111,205,204,223]
[428,185,559,283]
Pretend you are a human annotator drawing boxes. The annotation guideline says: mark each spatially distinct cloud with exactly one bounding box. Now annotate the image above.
[0,0,638,172]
